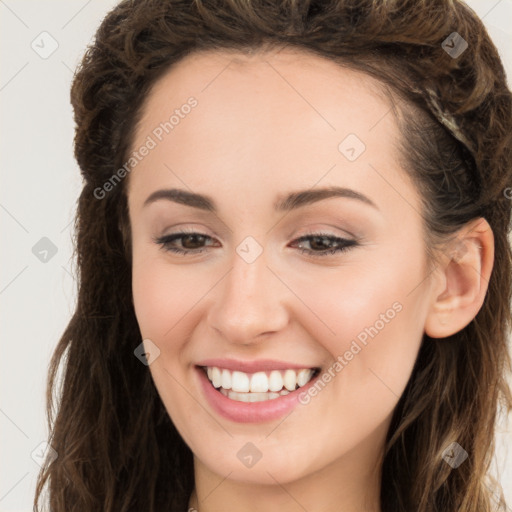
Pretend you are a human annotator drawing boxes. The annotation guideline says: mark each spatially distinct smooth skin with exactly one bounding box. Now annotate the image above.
[125,48,494,512]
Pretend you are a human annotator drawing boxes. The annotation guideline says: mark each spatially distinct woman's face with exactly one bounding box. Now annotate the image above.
[127,48,439,487]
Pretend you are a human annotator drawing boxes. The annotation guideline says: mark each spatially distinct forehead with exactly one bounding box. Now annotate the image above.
[135,47,390,132]
[126,47,411,215]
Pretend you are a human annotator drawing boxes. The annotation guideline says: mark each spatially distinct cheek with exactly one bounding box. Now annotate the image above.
[132,251,201,340]
[288,243,429,441]
[131,253,206,443]
[288,244,428,408]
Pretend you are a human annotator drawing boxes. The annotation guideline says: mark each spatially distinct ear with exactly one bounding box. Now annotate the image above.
[424,217,494,338]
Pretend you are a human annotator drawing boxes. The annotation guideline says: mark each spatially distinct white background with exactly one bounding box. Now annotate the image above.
[1,1,511,510]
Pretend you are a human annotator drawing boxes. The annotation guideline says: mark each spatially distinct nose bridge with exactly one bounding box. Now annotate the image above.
[208,238,287,342]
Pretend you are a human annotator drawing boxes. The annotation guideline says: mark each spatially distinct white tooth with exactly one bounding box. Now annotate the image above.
[231,370,250,392]
[250,371,269,392]
[208,366,313,394]
[297,369,313,387]
[220,388,228,396]
[211,367,222,388]
[227,390,282,402]
[228,390,253,402]
[221,369,232,390]
[283,369,297,391]
[268,370,284,392]
[280,389,290,396]
[226,390,243,402]
[252,392,266,402]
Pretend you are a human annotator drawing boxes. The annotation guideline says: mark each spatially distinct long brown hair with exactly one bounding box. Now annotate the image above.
[34,1,512,510]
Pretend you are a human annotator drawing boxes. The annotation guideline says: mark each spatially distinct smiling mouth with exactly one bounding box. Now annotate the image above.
[198,365,321,402]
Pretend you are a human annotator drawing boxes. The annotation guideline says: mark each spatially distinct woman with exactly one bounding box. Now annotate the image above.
[34,0,512,511]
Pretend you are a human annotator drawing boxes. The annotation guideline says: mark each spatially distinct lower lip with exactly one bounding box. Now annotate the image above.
[196,366,320,423]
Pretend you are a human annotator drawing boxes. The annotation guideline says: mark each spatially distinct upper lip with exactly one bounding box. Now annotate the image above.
[196,358,320,373]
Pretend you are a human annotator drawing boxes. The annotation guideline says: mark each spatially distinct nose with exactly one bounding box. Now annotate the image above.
[207,244,289,345]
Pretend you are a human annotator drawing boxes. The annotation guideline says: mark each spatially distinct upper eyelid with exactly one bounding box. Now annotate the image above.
[157,229,356,242]
[158,221,358,239]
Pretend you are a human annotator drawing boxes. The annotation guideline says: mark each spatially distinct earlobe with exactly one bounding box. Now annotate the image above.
[424,218,494,339]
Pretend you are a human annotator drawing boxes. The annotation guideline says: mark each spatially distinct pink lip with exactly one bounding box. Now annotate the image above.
[195,358,318,373]
[195,366,320,423]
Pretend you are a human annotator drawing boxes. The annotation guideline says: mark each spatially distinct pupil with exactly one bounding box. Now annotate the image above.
[312,236,331,250]
[184,234,203,249]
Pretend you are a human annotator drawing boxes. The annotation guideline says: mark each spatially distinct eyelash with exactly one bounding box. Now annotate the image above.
[153,229,359,258]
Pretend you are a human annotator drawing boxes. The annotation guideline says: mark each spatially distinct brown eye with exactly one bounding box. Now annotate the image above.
[154,231,218,255]
[290,233,358,257]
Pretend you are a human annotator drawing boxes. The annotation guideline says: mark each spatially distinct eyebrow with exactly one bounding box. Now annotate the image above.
[143,186,379,212]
